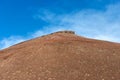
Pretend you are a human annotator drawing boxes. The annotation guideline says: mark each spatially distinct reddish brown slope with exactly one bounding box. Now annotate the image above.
[0,31,120,80]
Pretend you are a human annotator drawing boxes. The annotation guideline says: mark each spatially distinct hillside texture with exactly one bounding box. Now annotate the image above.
[0,31,120,80]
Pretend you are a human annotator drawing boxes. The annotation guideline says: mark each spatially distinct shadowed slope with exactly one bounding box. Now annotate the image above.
[0,31,120,80]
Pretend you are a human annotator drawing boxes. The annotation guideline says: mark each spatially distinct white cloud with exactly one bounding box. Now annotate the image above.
[94,35,120,42]
[34,3,120,42]
[0,36,26,50]
[0,3,120,50]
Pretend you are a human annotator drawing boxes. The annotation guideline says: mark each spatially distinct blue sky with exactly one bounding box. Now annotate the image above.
[0,0,120,49]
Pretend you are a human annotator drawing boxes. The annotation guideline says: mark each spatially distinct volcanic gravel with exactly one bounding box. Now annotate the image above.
[0,31,120,80]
